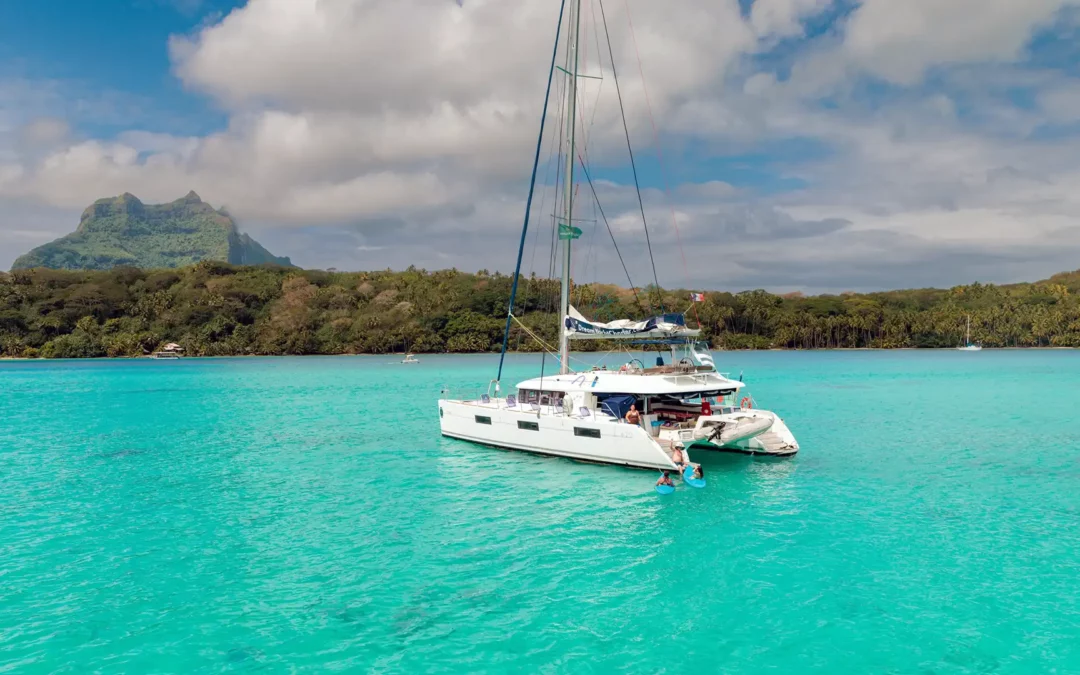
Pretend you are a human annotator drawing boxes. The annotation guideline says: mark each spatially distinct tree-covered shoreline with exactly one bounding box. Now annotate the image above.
[2,263,1080,359]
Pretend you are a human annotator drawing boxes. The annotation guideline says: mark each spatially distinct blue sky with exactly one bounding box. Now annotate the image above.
[3,0,1080,293]
[0,0,242,137]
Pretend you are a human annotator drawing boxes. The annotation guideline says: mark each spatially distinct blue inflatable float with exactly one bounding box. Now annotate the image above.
[683,465,706,489]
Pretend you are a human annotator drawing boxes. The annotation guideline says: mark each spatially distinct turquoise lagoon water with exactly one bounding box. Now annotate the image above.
[2,351,1079,673]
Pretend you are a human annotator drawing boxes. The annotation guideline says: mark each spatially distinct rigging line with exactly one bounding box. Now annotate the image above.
[549,43,572,286]
[527,66,566,280]
[496,0,569,385]
[580,0,590,83]
[573,0,603,287]
[576,155,646,314]
[510,314,614,369]
[577,105,605,311]
[569,183,585,301]
[574,0,604,166]
[523,58,569,321]
[572,7,615,316]
[575,0,606,192]
[576,90,604,313]
[548,62,568,285]
[583,0,606,158]
[545,22,571,289]
[585,198,601,305]
[597,0,665,315]
[622,0,699,327]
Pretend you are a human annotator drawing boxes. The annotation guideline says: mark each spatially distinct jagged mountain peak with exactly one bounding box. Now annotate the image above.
[14,193,294,271]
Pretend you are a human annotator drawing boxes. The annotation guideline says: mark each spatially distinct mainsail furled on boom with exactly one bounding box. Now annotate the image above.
[564,306,700,340]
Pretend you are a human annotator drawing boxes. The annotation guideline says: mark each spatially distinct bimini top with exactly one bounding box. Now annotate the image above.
[565,306,701,341]
[515,369,743,397]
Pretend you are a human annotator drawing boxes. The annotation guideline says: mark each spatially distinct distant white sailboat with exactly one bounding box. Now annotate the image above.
[957,316,982,351]
[400,339,419,363]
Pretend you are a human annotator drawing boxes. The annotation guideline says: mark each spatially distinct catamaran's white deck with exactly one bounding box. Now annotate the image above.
[513,369,744,396]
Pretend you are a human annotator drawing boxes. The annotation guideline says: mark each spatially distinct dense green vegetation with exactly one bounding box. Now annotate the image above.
[2,263,1080,358]
[11,192,292,271]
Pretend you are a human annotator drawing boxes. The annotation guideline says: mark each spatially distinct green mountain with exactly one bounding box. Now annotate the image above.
[11,192,294,271]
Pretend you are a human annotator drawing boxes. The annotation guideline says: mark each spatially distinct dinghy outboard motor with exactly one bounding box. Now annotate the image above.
[707,422,728,443]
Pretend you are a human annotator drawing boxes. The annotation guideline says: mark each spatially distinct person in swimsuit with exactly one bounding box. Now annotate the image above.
[625,404,641,425]
[656,471,674,488]
[671,443,687,469]
[691,463,703,480]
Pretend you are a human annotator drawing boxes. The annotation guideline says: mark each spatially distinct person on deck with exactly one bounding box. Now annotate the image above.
[625,404,641,426]
[656,471,674,488]
[671,443,687,469]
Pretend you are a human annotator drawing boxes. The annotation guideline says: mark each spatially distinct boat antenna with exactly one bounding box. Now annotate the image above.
[495,0,569,387]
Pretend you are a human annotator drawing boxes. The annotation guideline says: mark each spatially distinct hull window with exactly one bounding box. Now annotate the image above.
[475,416,492,425]
[517,421,540,431]
[574,427,601,439]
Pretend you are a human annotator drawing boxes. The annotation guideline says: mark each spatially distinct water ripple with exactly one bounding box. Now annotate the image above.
[2,353,1079,672]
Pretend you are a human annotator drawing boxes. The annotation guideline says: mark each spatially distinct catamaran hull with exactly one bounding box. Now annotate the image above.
[439,399,680,471]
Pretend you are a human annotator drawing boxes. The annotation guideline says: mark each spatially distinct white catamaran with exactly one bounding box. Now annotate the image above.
[437,0,798,471]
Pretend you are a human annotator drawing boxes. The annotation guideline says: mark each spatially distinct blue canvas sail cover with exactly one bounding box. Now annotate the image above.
[597,394,636,420]
[564,305,699,340]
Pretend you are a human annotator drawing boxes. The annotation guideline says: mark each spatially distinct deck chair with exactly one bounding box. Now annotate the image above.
[579,407,592,419]
[481,394,491,404]
[505,395,517,408]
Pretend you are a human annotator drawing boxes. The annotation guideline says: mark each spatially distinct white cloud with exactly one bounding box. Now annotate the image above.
[1040,83,1080,121]
[3,0,1080,291]
[3,0,753,224]
[19,118,70,147]
[750,0,834,40]
[841,0,1077,85]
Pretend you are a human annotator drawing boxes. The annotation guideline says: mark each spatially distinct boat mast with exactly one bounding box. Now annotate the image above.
[558,0,582,375]
[494,0,568,387]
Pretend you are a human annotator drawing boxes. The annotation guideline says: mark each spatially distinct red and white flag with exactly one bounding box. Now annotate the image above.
[690,292,705,302]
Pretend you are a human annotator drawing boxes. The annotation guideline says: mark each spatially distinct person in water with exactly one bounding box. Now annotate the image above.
[625,404,641,425]
[690,463,704,480]
[656,471,674,487]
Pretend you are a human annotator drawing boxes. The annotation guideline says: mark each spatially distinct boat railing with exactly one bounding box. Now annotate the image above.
[642,364,714,375]
[439,385,493,403]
